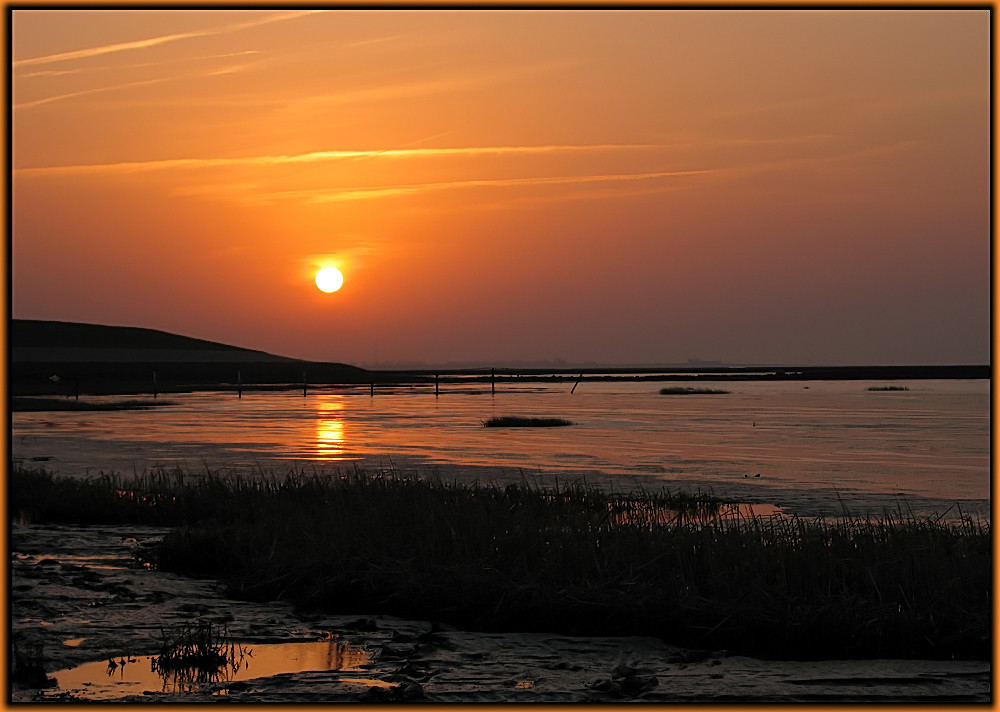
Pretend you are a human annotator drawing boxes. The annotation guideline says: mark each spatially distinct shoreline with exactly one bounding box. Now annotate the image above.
[11,360,990,398]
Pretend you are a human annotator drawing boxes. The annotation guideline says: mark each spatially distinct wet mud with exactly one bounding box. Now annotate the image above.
[10,523,991,703]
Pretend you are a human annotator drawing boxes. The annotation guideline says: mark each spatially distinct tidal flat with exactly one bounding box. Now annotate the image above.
[9,465,991,703]
[11,380,989,521]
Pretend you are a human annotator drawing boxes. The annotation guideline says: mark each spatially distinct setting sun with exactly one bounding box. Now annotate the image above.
[315,267,344,293]
[10,10,988,366]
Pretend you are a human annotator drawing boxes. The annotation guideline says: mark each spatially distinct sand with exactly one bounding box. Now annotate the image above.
[10,523,990,703]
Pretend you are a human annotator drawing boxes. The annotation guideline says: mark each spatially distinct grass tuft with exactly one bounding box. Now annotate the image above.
[483,416,574,427]
[659,387,731,395]
[153,620,244,672]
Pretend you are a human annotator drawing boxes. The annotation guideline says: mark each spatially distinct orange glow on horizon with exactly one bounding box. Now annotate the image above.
[10,10,989,367]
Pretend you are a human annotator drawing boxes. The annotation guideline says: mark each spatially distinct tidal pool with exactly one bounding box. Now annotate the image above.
[48,640,383,700]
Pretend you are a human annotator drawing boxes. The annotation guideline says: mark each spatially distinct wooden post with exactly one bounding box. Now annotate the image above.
[370,382,374,397]
[491,368,495,395]
[152,371,157,399]
[571,372,583,394]
[302,371,307,396]
[237,370,242,399]
[435,373,439,396]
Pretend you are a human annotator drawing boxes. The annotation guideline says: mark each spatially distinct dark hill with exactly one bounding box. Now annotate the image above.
[11,319,280,354]
[10,319,371,395]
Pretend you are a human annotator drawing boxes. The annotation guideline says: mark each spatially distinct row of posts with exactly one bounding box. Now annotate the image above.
[153,368,502,399]
[55,367,587,399]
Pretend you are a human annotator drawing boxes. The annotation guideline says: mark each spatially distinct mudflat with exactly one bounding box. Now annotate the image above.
[10,524,990,703]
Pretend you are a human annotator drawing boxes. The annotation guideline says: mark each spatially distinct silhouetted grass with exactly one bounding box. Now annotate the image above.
[482,416,574,427]
[659,387,731,395]
[11,465,989,661]
[11,397,174,411]
[867,386,910,392]
[153,620,249,679]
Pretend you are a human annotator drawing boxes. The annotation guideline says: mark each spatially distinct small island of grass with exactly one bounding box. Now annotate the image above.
[483,416,574,428]
[867,386,910,392]
[659,387,731,395]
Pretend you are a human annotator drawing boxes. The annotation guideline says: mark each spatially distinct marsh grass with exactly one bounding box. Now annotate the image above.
[153,621,245,672]
[11,397,174,411]
[659,387,731,395]
[483,416,574,427]
[867,386,910,391]
[11,465,989,661]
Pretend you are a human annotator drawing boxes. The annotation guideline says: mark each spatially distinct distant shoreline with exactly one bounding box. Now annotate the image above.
[11,319,988,396]
[11,362,988,397]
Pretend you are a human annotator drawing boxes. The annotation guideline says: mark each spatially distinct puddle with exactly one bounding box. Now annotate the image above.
[47,640,378,700]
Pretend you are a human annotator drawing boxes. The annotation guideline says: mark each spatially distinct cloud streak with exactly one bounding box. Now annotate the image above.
[14,76,172,109]
[13,144,678,175]
[13,50,271,111]
[178,169,713,205]
[12,10,320,68]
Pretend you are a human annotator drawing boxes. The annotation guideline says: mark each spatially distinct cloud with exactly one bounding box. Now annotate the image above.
[187,169,713,205]
[13,50,271,111]
[14,76,172,109]
[13,144,676,175]
[12,10,321,68]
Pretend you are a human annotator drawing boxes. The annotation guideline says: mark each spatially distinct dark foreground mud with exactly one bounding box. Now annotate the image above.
[10,524,991,703]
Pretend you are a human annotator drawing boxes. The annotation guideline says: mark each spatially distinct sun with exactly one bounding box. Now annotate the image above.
[315,267,344,293]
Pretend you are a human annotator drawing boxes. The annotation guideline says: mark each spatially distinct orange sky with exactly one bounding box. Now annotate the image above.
[11,9,990,366]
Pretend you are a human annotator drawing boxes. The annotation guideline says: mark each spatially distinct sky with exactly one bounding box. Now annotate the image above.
[11,9,991,367]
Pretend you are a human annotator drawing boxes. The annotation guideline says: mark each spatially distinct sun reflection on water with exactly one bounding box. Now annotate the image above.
[314,397,347,461]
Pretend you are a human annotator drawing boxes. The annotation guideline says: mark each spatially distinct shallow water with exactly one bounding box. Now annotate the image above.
[49,640,382,699]
[11,379,990,519]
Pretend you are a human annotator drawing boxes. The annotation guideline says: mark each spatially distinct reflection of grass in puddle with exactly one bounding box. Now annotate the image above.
[49,640,373,700]
[153,620,239,677]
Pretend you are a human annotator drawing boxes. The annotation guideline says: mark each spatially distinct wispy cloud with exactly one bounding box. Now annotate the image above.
[14,76,172,110]
[178,169,713,205]
[13,50,270,111]
[12,10,320,68]
[13,144,675,175]
[17,68,86,78]
[343,34,405,49]
[16,49,263,79]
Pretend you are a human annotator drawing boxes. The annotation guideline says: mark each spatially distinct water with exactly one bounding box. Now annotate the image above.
[11,379,990,520]
[48,641,384,700]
